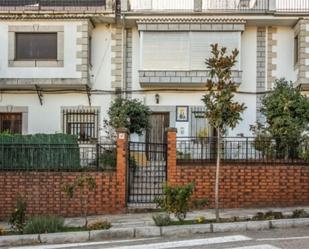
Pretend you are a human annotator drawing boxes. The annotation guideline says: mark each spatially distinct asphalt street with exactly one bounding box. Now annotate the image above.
[9,227,309,249]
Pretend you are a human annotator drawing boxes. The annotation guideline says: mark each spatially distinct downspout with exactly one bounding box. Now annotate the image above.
[121,14,128,99]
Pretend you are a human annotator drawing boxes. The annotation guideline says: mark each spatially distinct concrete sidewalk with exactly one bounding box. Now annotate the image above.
[1,207,309,248]
[1,206,309,230]
[64,206,309,228]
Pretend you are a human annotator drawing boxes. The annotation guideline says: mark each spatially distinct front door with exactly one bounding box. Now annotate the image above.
[146,112,170,144]
[146,112,169,161]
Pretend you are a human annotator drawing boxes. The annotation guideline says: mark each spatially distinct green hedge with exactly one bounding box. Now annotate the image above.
[0,134,81,171]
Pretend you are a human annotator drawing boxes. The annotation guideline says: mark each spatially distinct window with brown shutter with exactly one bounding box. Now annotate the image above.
[0,113,22,134]
[15,33,57,60]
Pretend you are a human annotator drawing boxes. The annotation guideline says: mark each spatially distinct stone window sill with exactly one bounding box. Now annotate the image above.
[8,60,64,68]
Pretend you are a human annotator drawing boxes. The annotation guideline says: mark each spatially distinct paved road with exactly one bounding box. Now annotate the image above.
[10,227,309,249]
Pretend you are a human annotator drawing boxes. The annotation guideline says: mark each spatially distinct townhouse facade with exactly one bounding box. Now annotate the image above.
[0,0,309,144]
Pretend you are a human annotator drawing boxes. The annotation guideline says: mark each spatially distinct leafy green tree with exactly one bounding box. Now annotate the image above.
[105,97,151,135]
[251,79,309,159]
[202,44,246,222]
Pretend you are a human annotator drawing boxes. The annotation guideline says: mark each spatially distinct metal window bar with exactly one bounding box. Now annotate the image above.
[62,109,99,144]
[177,137,309,165]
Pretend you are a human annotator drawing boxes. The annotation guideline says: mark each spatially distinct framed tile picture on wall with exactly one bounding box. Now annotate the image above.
[176,106,189,122]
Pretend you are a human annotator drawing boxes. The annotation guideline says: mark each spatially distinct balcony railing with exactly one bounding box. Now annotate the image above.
[128,0,309,13]
[0,0,110,11]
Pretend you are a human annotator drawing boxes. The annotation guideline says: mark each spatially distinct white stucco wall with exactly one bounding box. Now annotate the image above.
[275,26,297,83]
[0,23,113,136]
[0,21,83,79]
[0,22,301,137]
[0,93,112,135]
[90,24,113,90]
[130,26,258,136]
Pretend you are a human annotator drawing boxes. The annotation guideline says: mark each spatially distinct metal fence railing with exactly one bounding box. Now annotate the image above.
[0,0,108,11]
[128,0,309,13]
[177,137,309,165]
[0,142,116,171]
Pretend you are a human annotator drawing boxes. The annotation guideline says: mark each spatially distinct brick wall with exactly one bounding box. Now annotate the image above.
[174,165,309,208]
[0,171,124,220]
[0,129,129,221]
[167,130,309,209]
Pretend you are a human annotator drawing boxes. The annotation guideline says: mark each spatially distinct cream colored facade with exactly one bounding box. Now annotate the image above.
[0,0,308,139]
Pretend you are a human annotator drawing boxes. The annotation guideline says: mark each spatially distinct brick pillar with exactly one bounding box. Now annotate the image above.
[116,128,128,211]
[166,128,177,186]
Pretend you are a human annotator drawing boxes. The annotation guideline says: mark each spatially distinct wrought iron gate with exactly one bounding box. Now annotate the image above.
[128,141,167,203]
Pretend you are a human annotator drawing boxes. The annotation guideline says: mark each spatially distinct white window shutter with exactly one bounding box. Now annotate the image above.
[142,32,190,70]
[190,32,241,70]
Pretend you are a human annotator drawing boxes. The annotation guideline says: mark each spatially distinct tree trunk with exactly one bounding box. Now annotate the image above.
[215,130,221,222]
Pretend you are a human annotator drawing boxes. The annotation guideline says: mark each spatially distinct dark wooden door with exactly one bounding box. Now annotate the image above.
[146,113,169,161]
[146,112,170,144]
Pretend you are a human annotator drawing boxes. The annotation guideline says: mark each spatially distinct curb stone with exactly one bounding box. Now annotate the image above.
[270,218,309,229]
[212,221,248,233]
[40,231,90,244]
[161,224,211,236]
[135,227,161,238]
[247,220,270,231]
[1,218,309,247]
[0,234,39,247]
[90,228,134,240]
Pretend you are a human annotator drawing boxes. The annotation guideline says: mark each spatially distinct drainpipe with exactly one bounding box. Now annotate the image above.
[121,15,128,99]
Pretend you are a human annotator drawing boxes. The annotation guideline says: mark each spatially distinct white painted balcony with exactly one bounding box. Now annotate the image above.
[127,0,309,13]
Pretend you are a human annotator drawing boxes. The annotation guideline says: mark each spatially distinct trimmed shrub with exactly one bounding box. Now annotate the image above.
[0,133,80,170]
[155,183,194,221]
[152,214,171,227]
[23,215,64,234]
[87,220,112,230]
[292,209,309,218]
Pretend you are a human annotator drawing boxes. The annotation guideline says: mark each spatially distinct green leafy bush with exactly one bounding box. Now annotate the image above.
[252,211,283,221]
[105,97,151,135]
[152,214,171,227]
[292,209,309,218]
[0,133,80,170]
[155,183,194,221]
[24,215,64,234]
[9,195,27,233]
[87,220,112,230]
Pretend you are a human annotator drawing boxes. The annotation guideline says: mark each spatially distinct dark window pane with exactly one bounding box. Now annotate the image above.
[63,111,98,143]
[0,113,22,134]
[16,33,57,60]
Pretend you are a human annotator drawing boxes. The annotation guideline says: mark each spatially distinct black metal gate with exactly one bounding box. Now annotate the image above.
[128,141,167,203]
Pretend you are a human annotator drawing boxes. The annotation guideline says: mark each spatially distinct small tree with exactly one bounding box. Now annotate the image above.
[63,174,96,228]
[251,79,309,159]
[105,97,151,136]
[155,183,194,221]
[202,44,246,222]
